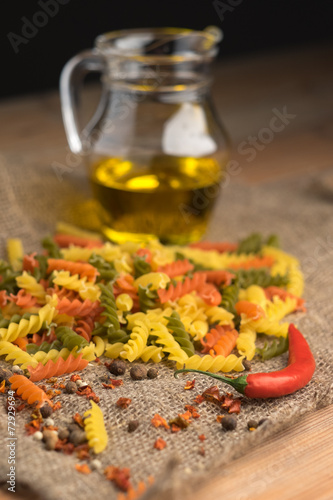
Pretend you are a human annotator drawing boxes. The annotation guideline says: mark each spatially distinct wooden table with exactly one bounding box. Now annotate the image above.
[0,42,333,500]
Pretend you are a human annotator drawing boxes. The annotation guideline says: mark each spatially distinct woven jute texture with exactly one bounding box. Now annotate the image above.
[0,153,332,500]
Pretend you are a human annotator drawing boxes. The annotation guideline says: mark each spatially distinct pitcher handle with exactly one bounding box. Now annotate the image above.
[60,49,106,154]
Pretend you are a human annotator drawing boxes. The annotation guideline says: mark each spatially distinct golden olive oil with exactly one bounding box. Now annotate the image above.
[90,155,222,244]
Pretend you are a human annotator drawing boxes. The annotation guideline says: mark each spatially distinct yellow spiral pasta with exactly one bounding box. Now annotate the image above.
[266,296,297,322]
[93,336,107,357]
[204,305,234,326]
[239,285,267,310]
[140,345,164,363]
[187,320,209,341]
[32,347,72,365]
[61,242,122,263]
[116,294,134,312]
[236,325,257,360]
[150,322,188,364]
[120,318,151,362]
[171,246,257,270]
[134,272,170,291]
[7,238,23,272]
[16,272,46,303]
[0,341,39,369]
[84,401,108,454]
[0,303,56,342]
[113,255,133,274]
[177,354,244,372]
[52,271,101,302]
[104,342,125,359]
[286,265,304,297]
[247,318,289,338]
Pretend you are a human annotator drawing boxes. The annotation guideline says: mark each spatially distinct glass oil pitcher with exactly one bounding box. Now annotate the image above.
[60,27,230,244]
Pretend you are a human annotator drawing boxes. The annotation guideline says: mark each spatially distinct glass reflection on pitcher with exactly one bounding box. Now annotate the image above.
[60,27,230,244]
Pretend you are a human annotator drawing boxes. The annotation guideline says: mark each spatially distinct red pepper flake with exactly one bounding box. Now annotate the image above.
[73,413,84,428]
[16,403,26,412]
[104,466,132,492]
[55,440,75,454]
[76,444,90,460]
[169,416,190,429]
[70,374,81,383]
[202,385,221,405]
[151,414,170,430]
[194,395,205,405]
[154,438,167,450]
[221,393,242,414]
[216,415,223,423]
[171,424,181,433]
[199,446,205,456]
[76,385,100,404]
[184,379,195,390]
[53,383,66,390]
[44,425,58,431]
[0,380,6,393]
[102,379,124,390]
[198,434,206,442]
[52,401,62,411]
[178,410,192,422]
[184,405,200,418]
[25,420,41,435]
[116,398,132,409]
[95,357,100,364]
[75,464,91,475]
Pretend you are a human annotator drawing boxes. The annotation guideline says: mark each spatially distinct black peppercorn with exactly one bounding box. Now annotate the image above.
[258,418,269,426]
[221,415,237,431]
[130,365,147,380]
[243,360,251,371]
[128,420,140,433]
[147,367,158,379]
[247,419,258,430]
[108,359,126,376]
[40,404,53,418]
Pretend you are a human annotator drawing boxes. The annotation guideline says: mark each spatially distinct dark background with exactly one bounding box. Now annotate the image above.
[2,0,333,99]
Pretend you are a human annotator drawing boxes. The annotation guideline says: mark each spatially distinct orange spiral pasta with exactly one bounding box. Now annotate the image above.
[53,233,104,248]
[26,353,88,382]
[157,273,207,303]
[201,325,230,354]
[209,328,238,357]
[197,283,222,306]
[235,300,266,320]
[10,290,38,309]
[9,374,52,408]
[198,269,235,287]
[228,255,275,270]
[264,286,306,312]
[12,337,28,351]
[47,258,99,282]
[22,253,39,273]
[0,290,9,307]
[135,248,152,263]
[189,241,238,253]
[157,259,194,278]
[31,330,57,346]
[75,318,94,342]
[56,297,99,317]
[46,285,79,301]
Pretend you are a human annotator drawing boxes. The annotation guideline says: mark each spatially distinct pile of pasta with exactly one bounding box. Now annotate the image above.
[0,230,305,391]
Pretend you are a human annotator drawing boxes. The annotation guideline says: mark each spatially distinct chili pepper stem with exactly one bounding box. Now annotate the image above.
[174,369,248,395]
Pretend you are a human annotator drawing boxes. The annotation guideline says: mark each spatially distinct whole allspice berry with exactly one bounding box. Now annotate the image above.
[65,381,77,394]
[147,367,158,379]
[221,415,237,431]
[130,365,147,380]
[69,430,87,446]
[108,359,127,376]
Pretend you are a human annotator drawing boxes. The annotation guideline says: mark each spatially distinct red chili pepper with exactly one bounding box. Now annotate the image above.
[174,324,316,399]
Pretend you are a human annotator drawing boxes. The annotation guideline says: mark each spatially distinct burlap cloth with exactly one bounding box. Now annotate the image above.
[0,153,332,499]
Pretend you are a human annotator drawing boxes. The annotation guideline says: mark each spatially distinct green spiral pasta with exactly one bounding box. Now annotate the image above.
[257,335,289,360]
[0,260,20,294]
[133,255,151,278]
[234,269,289,289]
[265,234,280,248]
[42,236,61,258]
[138,284,157,313]
[165,311,195,357]
[95,283,128,343]
[55,326,89,351]
[88,254,118,283]
[220,281,240,316]
[237,233,263,255]
[32,255,49,282]
[150,322,188,364]
[26,340,63,355]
